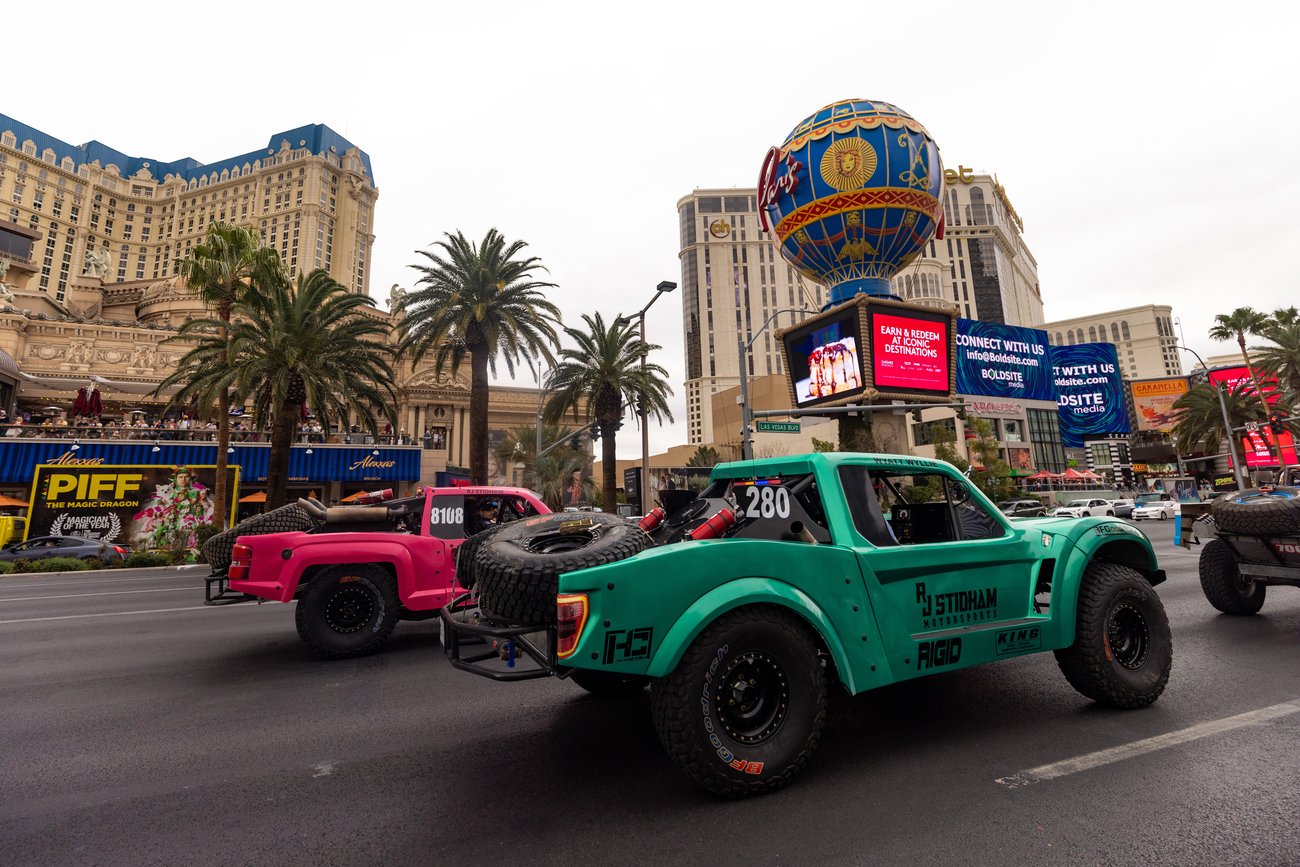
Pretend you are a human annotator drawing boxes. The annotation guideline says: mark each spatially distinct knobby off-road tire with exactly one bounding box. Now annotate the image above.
[1055,562,1172,708]
[295,564,399,659]
[651,607,827,799]
[454,523,509,591]
[1211,487,1300,535]
[1198,539,1266,615]
[201,503,315,570]
[475,513,651,625]
[568,670,651,699]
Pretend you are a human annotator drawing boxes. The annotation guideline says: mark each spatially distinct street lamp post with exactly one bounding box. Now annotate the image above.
[618,281,676,512]
[739,308,808,461]
[1177,345,1248,490]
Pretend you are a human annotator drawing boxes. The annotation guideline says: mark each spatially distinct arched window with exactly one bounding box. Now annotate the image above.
[1055,332,1063,345]
[1088,326,1098,342]
[1111,322,1120,341]
[968,187,987,225]
[1121,321,1131,340]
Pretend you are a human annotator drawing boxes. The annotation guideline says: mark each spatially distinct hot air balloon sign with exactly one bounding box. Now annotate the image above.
[758,99,945,306]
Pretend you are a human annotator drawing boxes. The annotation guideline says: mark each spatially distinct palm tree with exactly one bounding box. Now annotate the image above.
[167,268,398,508]
[543,312,673,513]
[171,222,279,528]
[398,229,562,484]
[1171,380,1268,457]
[1252,322,1300,401]
[1209,307,1277,461]
[686,446,722,468]
[493,423,585,487]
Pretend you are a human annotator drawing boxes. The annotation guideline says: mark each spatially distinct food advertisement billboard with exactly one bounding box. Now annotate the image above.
[1050,343,1130,447]
[869,307,951,396]
[26,464,240,550]
[1131,377,1189,432]
[782,308,866,408]
[955,319,1053,401]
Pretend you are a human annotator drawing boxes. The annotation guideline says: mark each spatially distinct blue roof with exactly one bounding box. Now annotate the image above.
[0,114,375,187]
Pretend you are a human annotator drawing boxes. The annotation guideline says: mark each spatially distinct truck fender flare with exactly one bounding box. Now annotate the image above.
[1055,533,1162,646]
[645,577,857,692]
[288,543,415,598]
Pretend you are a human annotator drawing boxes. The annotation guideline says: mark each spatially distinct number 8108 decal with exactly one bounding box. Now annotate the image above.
[743,485,791,519]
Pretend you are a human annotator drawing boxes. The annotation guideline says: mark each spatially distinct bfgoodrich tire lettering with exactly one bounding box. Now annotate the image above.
[1055,562,1172,708]
[295,564,398,659]
[1198,538,1265,615]
[650,607,827,798]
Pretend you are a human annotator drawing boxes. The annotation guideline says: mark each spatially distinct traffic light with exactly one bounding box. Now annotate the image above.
[910,408,923,423]
[1268,411,1286,435]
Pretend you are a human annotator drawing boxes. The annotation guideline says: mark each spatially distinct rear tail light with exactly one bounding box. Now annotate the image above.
[688,508,736,541]
[228,543,252,580]
[556,593,589,659]
[113,546,126,555]
[637,507,666,532]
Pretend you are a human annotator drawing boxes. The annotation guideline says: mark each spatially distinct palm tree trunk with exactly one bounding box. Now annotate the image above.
[212,302,232,529]
[601,418,618,513]
[1240,335,1280,464]
[266,399,298,509]
[469,344,490,484]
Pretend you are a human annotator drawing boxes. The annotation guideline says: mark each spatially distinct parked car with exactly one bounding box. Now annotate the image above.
[1049,498,1115,518]
[1133,500,1178,521]
[1110,498,1136,518]
[997,498,1046,518]
[0,535,131,564]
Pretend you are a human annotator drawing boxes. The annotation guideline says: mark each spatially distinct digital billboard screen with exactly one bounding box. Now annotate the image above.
[784,309,866,407]
[1206,366,1296,466]
[1050,343,1130,447]
[955,318,1053,401]
[868,307,950,396]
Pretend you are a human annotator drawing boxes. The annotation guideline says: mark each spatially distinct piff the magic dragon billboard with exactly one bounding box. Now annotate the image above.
[27,464,240,549]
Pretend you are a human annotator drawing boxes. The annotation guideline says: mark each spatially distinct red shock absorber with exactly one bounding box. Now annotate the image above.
[688,508,736,541]
[637,507,666,532]
[355,488,395,505]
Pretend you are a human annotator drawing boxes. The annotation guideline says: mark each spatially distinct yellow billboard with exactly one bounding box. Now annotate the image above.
[1131,377,1189,432]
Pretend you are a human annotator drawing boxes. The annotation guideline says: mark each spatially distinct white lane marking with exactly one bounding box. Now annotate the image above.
[996,699,1300,788]
[0,604,278,624]
[312,761,339,778]
[0,572,201,590]
[1,587,193,602]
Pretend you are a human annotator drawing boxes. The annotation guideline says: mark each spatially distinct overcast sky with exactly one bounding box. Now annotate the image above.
[11,1,1297,456]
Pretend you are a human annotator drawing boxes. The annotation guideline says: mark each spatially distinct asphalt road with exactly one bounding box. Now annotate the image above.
[1,536,1297,867]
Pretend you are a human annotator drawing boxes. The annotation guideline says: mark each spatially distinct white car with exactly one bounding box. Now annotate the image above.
[1133,501,1178,521]
[1048,498,1115,518]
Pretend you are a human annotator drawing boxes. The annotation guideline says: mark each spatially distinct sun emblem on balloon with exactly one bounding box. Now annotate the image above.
[820,138,876,191]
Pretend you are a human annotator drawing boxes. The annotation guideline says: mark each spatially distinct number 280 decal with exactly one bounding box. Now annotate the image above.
[743,485,791,519]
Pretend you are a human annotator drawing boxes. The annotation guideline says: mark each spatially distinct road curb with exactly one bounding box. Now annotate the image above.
[0,563,208,580]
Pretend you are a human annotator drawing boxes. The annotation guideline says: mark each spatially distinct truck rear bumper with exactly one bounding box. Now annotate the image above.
[204,572,259,606]
[438,594,559,682]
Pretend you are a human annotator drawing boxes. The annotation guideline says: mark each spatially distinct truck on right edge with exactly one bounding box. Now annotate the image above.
[443,452,1173,798]
[1198,484,1300,614]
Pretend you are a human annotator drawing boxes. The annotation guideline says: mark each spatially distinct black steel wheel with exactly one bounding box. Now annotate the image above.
[1055,562,1172,708]
[651,606,826,798]
[295,564,399,659]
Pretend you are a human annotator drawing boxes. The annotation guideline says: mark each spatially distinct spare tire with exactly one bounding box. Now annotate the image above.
[201,503,315,571]
[454,523,509,591]
[476,513,651,624]
[1210,487,1300,535]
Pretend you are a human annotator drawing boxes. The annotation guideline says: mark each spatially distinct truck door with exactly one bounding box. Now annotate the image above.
[838,465,1046,680]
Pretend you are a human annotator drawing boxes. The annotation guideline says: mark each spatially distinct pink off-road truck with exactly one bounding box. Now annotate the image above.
[203,486,550,658]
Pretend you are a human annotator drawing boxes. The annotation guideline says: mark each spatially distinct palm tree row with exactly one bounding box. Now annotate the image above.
[1177,305,1300,463]
[163,224,675,521]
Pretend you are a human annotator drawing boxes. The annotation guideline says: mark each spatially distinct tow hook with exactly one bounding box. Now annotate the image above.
[498,639,518,668]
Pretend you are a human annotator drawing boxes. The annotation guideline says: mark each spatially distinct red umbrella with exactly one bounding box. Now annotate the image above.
[1027,470,1062,480]
[1061,468,1103,481]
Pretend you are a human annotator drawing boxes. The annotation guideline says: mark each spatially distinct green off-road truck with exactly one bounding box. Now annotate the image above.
[442,452,1172,798]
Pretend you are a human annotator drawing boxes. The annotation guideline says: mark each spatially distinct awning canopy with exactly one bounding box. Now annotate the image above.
[1062,468,1104,481]
[0,494,28,507]
[238,491,266,503]
[1027,470,1062,480]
